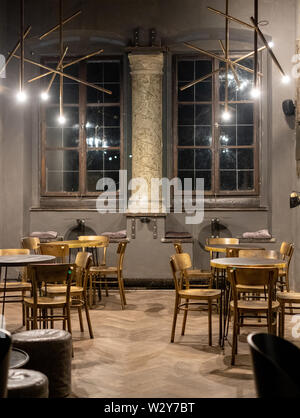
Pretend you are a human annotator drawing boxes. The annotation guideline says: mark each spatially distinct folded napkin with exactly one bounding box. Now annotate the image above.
[165,231,192,239]
[101,230,127,239]
[30,231,58,239]
[242,229,272,239]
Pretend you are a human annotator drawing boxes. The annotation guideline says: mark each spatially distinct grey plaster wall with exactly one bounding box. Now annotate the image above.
[1,0,299,285]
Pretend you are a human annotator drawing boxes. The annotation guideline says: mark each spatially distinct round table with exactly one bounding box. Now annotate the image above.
[9,348,29,369]
[49,239,108,249]
[210,257,287,269]
[205,244,266,255]
[0,254,56,323]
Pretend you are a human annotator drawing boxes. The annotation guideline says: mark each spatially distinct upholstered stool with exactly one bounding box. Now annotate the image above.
[7,369,48,398]
[12,329,72,398]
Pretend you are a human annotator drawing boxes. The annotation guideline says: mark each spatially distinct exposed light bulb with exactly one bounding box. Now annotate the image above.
[251,88,261,99]
[40,91,49,101]
[282,75,290,84]
[222,111,231,121]
[58,115,66,125]
[16,91,27,103]
[268,41,274,48]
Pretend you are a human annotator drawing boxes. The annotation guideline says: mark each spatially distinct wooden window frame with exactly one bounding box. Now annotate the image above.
[41,55,123,197]
[173,53,260,197]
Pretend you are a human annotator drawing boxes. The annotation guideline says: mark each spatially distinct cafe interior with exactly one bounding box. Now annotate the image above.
[1,0,300,400]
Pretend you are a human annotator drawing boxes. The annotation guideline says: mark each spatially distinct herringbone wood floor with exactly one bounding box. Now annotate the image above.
[5,290,300,398]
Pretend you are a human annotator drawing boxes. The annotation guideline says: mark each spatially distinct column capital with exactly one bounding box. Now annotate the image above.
[128,53,164,76]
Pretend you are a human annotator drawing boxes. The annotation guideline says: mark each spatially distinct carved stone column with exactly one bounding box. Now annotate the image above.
[128,53,164,213]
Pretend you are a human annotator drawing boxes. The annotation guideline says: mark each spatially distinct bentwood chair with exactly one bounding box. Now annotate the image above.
[21,237,40,254]
[24,264,73,333]
[44,252,94,338]
[39,243,69,263]
[174,243,212,288]
[227,267,279,365]
[0,249,32,325]
[78,236,109,266]
[248,333,300,398]
[89,242,127,309]
[278,242,294,292]
[170,254,221,346]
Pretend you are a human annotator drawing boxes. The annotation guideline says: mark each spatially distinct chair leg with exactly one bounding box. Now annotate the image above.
[88,274,93,308]
[22,291,25,326]
[231,311,238,366]
[171,296,179,343]
[105,278,109,297]
[208,299,212,346]
[181,299,189,336]
[50,308,54,329]
[25,305,29,330]
[66,305,72,335]
[280,302,285,338]
[78,306,84,332]
[84,297,94,339]
[117,273,125,310]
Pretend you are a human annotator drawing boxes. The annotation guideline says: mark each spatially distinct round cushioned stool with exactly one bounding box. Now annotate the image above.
[12,329,72,398]
[7,369,48,398]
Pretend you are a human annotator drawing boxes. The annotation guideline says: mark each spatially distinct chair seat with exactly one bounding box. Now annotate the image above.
[24,296,67,307]
[0,282,31,291]
[178,288,221,300]
[90,266,118,274]
[277,291,300,302]
[45,285,83,295]
[186,269,211,278]
[230,300,280,311]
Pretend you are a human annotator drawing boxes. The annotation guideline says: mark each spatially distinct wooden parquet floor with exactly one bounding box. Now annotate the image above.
[5,290,300,398]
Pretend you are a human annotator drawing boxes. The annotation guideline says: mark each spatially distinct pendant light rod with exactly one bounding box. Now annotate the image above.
[0,26,31,77]
[225,0,229,113]
[59,0,64,119]
[46,46,68,94]
[20,0,25,92]
[254,0,258,88]
[39,10,82,40]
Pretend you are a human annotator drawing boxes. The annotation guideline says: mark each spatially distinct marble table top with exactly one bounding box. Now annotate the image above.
[0,254,55,267]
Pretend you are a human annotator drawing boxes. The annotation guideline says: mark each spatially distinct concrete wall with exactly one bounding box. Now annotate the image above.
[1,0,299,285]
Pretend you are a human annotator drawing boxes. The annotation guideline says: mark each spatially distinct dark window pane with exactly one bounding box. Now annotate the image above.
[104,106,120,126]
[47,172,62,192]
[46,150,79,171]
[105,171,120,190]
[220,126,236,146]
[87,171,103,192]
[63,64,79,82]
[86,107,103,128]
[103,62,120,82]
[196,170,211,191]
[46,128,62,148]
[195,82,212,101]
[178,104,194,125]
[195,126,212,146]
[178,126,194,146]
[237,126,254,146]
[238,171,254,190]
[178,83,194,102]
[63,84,79,104]
[195,149,212,170]
[237,103,254,125]
[63,171,79,192]
[220,149,236,170]
[178,149,194,170]
[104,127,120,147]
[87,62,103,83]
[238,149,254,169]
[104,150,120,171]
[178,61,194,81]
[195,60,212,78]
[103,84,120,103]
[87,150,103,171]
[195,104,212,125]
[178,171,194,190]
[87,86,103,104]
[220,171,237,191]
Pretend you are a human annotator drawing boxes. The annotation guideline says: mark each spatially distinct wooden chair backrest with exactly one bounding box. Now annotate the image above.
[262,250,279,259]
[116,242,127,271]
[170,253,192,293]
[280,242,294,259]
[78,236,109,246]
[238,249,266,258]
[28,263,73,304]
[0,249,30,256]
[174,243,183,254]
[74,252,93,288]
[39,243,69,262]
[207,237,239,245]
[21,237,40,254]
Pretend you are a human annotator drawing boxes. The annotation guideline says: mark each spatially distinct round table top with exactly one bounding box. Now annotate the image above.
[205,244,265,253]
[49,240,109,249]
[210,257,287,269]
[10,348,29,369]
[0,254,55,267]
